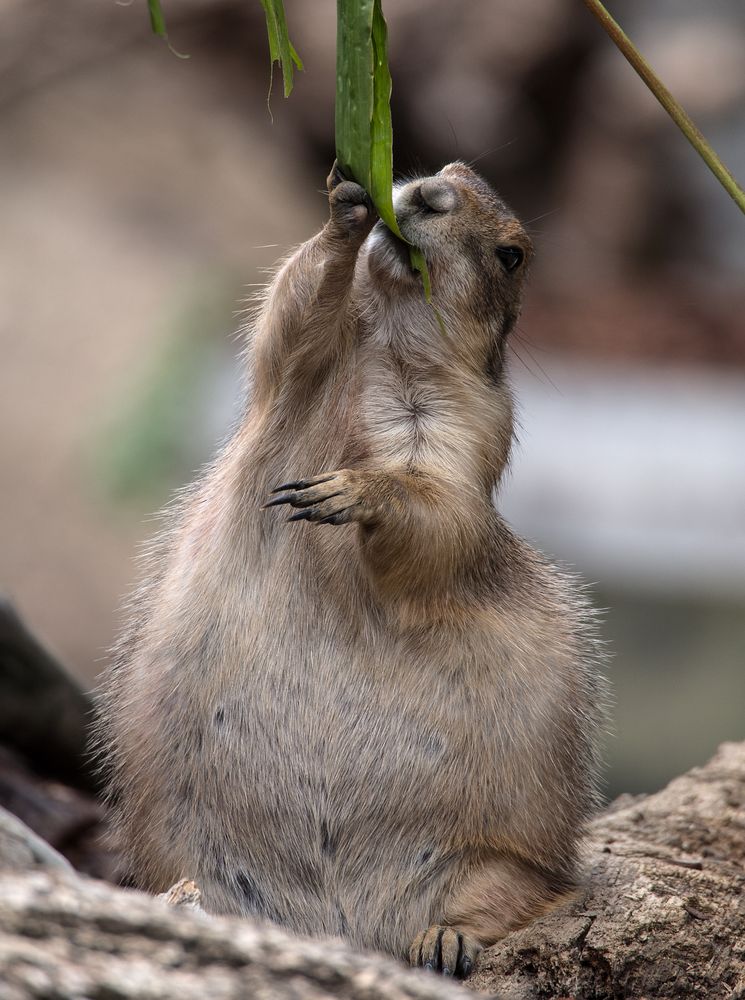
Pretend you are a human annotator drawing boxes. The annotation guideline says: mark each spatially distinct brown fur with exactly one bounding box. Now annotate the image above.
[97,163,607,978]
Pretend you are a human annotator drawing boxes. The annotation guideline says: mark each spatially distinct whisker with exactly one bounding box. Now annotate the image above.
[465,139,519,168]
[444,115,460,157]
[524,208,560,226]
[511,329,563,394]
[508,340,543,383]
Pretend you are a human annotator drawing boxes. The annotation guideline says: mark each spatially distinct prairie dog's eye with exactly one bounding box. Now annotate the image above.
[495,246,524,272]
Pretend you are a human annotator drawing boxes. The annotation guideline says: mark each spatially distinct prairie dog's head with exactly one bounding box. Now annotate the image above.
[364,162,533,342]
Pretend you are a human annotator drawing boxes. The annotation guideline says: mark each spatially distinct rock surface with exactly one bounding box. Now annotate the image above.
[0,602,93,790]
[0,603,117,880]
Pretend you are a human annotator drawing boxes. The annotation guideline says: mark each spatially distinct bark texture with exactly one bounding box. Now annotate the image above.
[470,740,745,998]
[0,867,470,1000]
[0,743,743,1000]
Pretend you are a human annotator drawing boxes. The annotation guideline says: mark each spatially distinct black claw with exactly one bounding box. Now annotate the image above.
[301,491,344,508]
[331,163,346,184]
[458,956,472,980]
[265,490,344,511]
[287,510,313,522]
[262,494,294,508]
[271,474,335,494]
[271,480,306,493]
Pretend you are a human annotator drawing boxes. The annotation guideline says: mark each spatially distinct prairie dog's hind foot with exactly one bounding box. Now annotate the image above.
[409,925,482,979]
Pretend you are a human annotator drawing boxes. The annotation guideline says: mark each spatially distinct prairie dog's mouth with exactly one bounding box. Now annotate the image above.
[364,221,420,284]
[379,223,416,267]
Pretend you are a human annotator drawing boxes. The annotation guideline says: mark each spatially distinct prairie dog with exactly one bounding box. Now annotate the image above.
[100,162,606,979]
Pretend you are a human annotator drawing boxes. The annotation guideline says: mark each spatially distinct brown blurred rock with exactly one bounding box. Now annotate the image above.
[158,878,204,912]
[0,748,117,883]
[0,601,93,789]
[0,806,72,875]
[0,604,119,880]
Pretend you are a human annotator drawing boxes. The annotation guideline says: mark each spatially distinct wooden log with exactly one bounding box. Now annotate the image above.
[0,866,470,1000]
[470,740,745,998]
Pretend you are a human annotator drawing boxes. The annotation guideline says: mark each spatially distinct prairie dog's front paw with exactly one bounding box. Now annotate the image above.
[326,163,377,238]
[262,469,374,526]
[409,925,482,979]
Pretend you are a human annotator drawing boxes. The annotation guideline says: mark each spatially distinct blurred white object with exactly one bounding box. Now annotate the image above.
[501,356,745,598]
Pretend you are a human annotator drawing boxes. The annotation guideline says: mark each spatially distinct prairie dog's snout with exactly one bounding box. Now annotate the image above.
[419,177,461,213]
[395,176,462,218]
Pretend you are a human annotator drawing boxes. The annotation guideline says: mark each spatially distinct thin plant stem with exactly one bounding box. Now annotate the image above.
[581,0,745,215]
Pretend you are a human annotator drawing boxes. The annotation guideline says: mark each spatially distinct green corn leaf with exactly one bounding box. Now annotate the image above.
[262,1,279,62]
[369,0,402,238]
[147,0,166,38]
[289,42,303,72]
[335,0,375,192]
[336,0,433,302]
[260,0,303,99]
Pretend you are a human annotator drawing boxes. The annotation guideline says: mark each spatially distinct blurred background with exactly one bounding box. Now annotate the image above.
[1,0,743,800]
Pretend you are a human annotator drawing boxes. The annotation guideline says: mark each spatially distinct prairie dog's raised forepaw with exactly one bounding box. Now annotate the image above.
[263,468,374,526]
[328,175,377,237]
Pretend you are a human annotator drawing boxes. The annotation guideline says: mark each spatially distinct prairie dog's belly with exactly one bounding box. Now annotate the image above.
[159,621,489,949]
[125,490,572,953]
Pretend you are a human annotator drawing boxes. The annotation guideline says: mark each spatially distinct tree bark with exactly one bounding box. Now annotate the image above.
[1,742,743,1000]
[470,740,745,999]
[0,866,469,1000]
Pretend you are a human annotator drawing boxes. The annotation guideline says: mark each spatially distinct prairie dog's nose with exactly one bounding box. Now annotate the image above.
[419,178,460,213]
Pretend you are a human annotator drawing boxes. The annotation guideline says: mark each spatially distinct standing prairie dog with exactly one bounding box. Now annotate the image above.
[100,162,606,979]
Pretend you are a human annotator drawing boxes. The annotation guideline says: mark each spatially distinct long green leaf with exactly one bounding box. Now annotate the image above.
[335,0,375,192]
[336,0,433,302]
[259,0,303,99]
[147,0,166,38]
[369,0,403,238]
